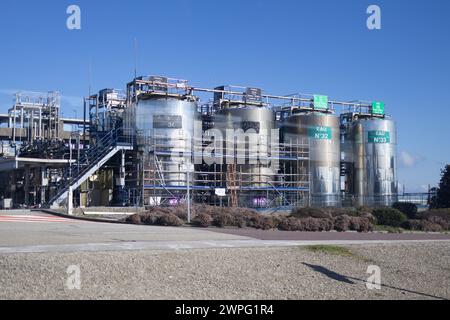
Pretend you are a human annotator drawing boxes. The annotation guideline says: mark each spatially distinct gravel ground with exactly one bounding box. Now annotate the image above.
[0,242,449,300]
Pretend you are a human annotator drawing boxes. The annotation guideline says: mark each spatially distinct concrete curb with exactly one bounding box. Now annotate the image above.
[36,209,128,225]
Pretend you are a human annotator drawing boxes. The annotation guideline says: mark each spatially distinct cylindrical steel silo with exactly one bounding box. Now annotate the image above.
[213,107,276,188]
[282,112,341,207]
[350,118,398,207]
[126,97,200,188]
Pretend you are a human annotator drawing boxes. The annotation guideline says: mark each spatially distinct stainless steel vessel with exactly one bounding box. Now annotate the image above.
[126,97,200,187]
[213,106,276,188]
[282,112,341,207]
[346,118,398,207]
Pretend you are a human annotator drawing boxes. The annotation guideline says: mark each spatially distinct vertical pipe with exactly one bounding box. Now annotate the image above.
[83,98,87,148]
[67,186,73,215]
[20,108,24,129]
[187,170,191,223]
[39,108,42,138]
[12,102,17,145]
[24,166,30,207]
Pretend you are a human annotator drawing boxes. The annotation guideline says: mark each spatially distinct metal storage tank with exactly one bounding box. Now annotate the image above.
[134,98,199,187]
[349,118,398,207]
[124,77,201,200]
[213,106,276,188]
[282,112,341,207]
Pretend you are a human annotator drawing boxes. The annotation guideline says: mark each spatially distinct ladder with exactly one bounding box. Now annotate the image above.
[227,163,238,207]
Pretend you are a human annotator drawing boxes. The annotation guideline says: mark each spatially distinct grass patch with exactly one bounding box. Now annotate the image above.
[373,225,404,233]
[304,245,355,257]
[304,245,375,263]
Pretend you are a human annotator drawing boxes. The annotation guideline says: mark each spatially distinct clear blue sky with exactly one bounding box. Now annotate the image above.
[0,0,449,192]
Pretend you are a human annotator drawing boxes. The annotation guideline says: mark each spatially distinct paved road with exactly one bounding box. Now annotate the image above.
[0,214,84,224]
[0,212,249,248]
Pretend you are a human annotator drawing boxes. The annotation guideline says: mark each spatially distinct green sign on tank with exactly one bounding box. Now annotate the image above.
[372,101,385,115]
[368,131,390,144]
[308,126,332,140]
[314,95,328,110]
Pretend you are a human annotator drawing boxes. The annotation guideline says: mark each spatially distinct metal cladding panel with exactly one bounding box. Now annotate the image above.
[125,98,200,187]
[351,118,398,206]
[282,113,341,206]
[213,107,276,187]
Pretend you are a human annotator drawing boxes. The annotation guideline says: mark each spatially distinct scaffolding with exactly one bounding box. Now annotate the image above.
[135,135,311,209]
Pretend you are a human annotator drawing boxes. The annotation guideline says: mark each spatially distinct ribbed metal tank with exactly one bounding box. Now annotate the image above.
[213,107,275,188]
[127,98,200,187]
[349,118,398,207]
[282,112,341,207]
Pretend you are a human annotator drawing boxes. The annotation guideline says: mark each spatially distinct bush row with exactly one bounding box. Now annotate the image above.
[192,212,373,232]
[124,204,450,232]
[125,211,184,227]
[400,220,444,232]
[290,206,374,219]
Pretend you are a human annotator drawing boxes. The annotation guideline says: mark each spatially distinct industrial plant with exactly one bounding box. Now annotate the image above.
[0,75,398,213]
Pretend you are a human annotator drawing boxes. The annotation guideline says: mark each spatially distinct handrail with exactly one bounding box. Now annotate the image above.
[48,128,130,205]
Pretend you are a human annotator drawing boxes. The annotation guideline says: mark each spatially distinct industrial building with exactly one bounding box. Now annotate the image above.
[0,75,398,212]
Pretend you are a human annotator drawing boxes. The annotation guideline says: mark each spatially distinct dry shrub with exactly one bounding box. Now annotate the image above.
[418,209,450,224]
[127,211,183,227]
[401,220,443,232]
[128,205,375,232]
[253,215,278,230]
[157,213,184,227]
[171,205,188,221]
[425,216,450,230]
[193,204,216,218]
[299,219,310,231]
[291,207,331,219]
[349,217,373,232]
[212,211,235,227]
[277,217,300,231]
[334,215,351,232]
[356,206,374,215]
[326,207,358,217]
[232,214,247,228]
[230,207,260,228]
[271,215,284,229]
[319,218,334,231]
[359,212,377,225]
[193,213,213,228]
[126,214,142,225]
[140,212,159,225]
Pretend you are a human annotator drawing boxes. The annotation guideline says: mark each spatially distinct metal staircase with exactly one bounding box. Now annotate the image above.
[48,128,133,208]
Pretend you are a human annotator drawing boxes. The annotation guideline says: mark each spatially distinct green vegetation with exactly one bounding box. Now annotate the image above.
[304,245,375,263]
[304,245,355,257]
[373,208,407,227]
[430,164,450,209]
[392,202,418,219]
[373,224,404,233]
